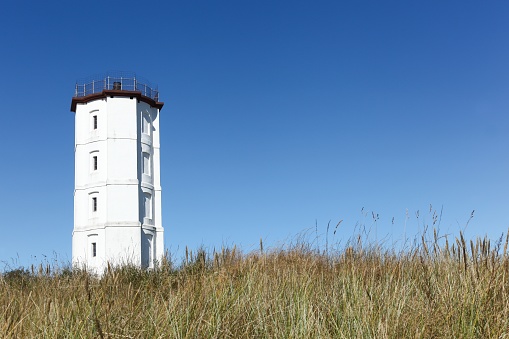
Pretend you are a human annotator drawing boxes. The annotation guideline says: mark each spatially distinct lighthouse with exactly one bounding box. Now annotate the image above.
[71,73,164,272]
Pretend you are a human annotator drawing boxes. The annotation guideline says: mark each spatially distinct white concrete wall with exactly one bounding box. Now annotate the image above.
[72,94,164,273]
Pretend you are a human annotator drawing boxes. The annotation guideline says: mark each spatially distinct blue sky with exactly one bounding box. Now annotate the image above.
[1,1,509,268]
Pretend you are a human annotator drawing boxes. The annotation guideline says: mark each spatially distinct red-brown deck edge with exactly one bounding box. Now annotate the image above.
[71,90,164,112]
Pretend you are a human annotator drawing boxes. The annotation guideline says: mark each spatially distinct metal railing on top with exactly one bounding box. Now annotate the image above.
[74,73,159,101]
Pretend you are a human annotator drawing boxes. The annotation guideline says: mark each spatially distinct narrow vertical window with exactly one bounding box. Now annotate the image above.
[92,197,97,212]
[92,242,97,257]
[142,113,150,134]
[147,234,153,268]
[144,193,152,219]
[90,151,99,173]
[93,115,98,130]
[143,152,150,175]
[148,235,153,265]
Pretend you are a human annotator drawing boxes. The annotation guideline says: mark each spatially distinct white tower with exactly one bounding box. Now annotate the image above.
[71,74,164,272]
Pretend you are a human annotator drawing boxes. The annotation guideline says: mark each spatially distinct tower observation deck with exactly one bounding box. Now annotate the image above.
[71,73,163,112]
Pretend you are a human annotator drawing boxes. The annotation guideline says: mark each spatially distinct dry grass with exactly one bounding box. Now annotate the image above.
[2,232,509,338]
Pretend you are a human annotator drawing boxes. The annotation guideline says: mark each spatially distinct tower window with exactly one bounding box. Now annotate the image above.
[90,151,99,172]
[142,152,150,175]
[92,242,97,257]
[93,115,98,130]
[144,193,152,219]
[142,113,150,134]
[92,197,97,212]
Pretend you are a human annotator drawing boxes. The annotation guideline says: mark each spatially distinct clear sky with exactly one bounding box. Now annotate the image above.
[1,1,509,268]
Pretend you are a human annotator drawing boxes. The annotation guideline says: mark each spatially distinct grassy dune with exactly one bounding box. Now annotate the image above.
[2,232,509,338]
